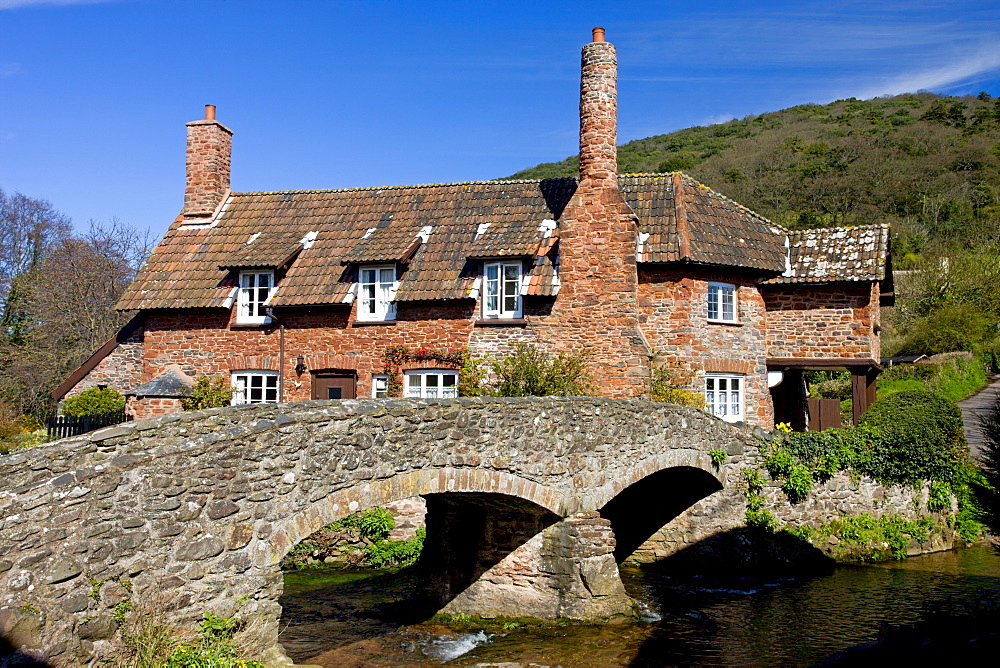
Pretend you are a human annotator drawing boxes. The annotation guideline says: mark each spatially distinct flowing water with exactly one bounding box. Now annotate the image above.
[279,545,1000,666]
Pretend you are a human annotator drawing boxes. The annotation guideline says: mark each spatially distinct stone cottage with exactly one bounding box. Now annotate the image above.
[52,28,892,430]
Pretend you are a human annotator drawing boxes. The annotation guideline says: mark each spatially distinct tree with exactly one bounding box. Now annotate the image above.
[0,191,150,419]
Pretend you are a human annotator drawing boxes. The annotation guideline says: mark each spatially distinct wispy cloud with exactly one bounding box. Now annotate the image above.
[620,4,1000,100]
[848,43,1000,98]
[0,63,24,77]
[0,0,116,9]
[702,113,737,126]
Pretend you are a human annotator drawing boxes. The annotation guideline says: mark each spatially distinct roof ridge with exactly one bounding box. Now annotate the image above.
[231,177,580,197]
[790,223,890,234]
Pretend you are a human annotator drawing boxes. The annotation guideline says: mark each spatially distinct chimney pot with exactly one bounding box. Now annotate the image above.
[592,27,605,43]
[205,104,216,121]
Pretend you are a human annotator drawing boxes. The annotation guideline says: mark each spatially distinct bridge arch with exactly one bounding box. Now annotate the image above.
[263,467,563,564]
[0,397,752,666]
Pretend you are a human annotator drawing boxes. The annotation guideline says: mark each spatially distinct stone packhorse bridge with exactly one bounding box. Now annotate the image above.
[0,397,754,665]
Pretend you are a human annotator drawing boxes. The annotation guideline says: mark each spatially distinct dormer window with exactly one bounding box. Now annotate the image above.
[483,261,522,319]
[358,265,397,321]
[237,271,275,324]
[707,282,737,323]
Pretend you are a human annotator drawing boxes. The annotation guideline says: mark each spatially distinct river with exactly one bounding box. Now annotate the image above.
[278,545,1000,666]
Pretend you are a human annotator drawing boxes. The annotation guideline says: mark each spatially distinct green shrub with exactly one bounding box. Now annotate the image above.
[62,388,125,417]
[490,344,594,397]
[363,527,425,568]
[858,390,968,484]
[783,464,815,502]
[894,303,995,355]
[650,363,705,407]
[763,448,795,478]
[180,376,232,411]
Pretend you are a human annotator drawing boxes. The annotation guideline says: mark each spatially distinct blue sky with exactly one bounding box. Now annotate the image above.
[2,0,999,239]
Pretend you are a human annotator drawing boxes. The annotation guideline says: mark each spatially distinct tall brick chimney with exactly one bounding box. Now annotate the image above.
[534,29,651,398]
[183,105,232,218]
[578,26,618,188]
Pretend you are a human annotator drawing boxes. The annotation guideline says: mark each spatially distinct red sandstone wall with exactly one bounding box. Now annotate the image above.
[762,282,880,360]
[142,300,477,402]
[638,267,772,428]
[127,396,183,419]
[184,118,232,217]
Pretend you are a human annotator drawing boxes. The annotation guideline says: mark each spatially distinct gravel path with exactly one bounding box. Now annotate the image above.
[957,375,1000,461]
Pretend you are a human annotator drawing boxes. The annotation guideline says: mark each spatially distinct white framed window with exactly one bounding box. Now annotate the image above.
[231,371,279,405]
[358,265,397,321]
[237,271,275,324]
[483,261,522,319]
[373,375,389,398]
[405,370,459,399]
[707,282,737,322]
[705,373,743,422]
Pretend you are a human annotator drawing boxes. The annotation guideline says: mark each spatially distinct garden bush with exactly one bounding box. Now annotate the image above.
[857,390,968,484]
[490,344,594,397]
[61,387,125,417]
[181,376,232,410]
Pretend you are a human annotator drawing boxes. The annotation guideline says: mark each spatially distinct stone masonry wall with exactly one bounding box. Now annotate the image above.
[0,398,741,665]
[638,267,772,428]
[63,328,144,400]
[763,282,880,360]
[629,469,952,564]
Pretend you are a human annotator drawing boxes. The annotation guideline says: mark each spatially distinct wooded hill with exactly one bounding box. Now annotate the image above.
[508,93,1000,262]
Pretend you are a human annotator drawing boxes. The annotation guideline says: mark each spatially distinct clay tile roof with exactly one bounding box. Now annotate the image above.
[117,175,876,311]
[768,224,889,284]
[340,222,426,265]
[621,173,786,273]
[219,231,305,269]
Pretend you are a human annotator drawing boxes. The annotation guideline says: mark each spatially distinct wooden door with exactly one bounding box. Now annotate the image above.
[311,371,356,400]
[807,398,842,431]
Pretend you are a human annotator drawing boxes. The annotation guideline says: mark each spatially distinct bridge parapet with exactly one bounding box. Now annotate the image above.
[0,397,753,665]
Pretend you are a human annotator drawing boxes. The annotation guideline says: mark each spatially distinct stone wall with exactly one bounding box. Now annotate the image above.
[763,282,880,360]
[64,328,144,399]
[0,398,742,666]
[628,469,952,565]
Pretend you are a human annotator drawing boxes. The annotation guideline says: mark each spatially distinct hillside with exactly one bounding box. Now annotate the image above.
[508,93,1000,260]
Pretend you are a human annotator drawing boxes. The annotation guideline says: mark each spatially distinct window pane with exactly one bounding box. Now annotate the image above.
[258,273,271,288]
[486,264,499,280]
[503,264,519,280]
[374,377,388,398]
[442,374,456,386]
[426,375,438,387]
[379,268,394,283]
[408,375,421,387]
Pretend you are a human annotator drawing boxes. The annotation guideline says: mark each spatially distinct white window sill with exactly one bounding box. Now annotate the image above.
[353,319,397,327]
[232,317,272,328]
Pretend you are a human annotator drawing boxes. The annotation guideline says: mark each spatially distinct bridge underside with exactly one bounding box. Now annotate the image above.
[417,493,636,620]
